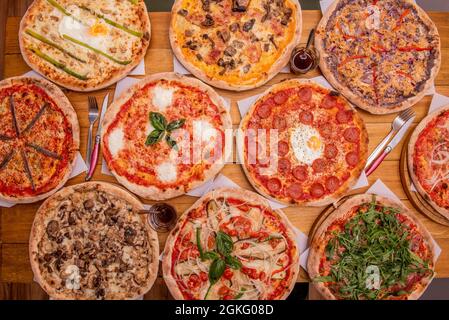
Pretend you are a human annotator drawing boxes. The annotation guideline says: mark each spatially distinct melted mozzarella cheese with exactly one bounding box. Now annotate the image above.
[152,86,175,111]
[290,124,324,165]
[193,120,217,142]
[155,161,177,183]
[108,127,125,158]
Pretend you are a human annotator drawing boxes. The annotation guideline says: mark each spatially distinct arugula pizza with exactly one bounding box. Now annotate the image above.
[162,188,300,300]
[29,182,159,300]
[170,0,302,91]
[237,79,368,206]
[308,194,437,300]
[101,72,232,201]
[0,76,79,204]
[315,0,441,114]
[19,0,150,91]
[408,104,449,220]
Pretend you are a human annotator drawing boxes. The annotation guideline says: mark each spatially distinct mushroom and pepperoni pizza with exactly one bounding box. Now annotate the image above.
[315,0,441,114]
[19,0,151,91]
[0,76,79,204]
[162,188,299,300]
[408,104,449,220]
[237,79,368,206]
[170,0,302,91]
[101,72,232,201]
[29,182,159,300]
[308,194,436,300]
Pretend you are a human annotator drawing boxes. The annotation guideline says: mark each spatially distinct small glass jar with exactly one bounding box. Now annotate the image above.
[144,203,177,232]
[290,45,319,74]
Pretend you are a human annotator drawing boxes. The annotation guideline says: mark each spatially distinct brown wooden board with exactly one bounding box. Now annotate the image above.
[2,11,449,300]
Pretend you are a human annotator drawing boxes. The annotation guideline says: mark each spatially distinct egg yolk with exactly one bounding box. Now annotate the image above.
[307,136,322,151]
[89,21,108,36]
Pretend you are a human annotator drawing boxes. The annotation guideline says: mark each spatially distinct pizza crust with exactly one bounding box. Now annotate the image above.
[29,181,159,300]
[408,104,449,220]
[169,0,302,91]
[307,194,437,300]
[237,78,369,207]
[315,0,441,114]
[162,187,300,300]
[101,72,232,201]
[19,0,151,92]
[0,76,80,204]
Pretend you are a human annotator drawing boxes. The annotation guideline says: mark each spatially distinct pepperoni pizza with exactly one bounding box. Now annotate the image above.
[237,79,369,206]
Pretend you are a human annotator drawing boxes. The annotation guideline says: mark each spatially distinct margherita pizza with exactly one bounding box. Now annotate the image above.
[0,76,79,204]
[408,104,449,219]
[101,72,232,201]
[29,182,159,300]
[170,0,302,91]
[237,79,368,206]
[19,0,151,91]
[308,194,436,300]
[162,188,299,300]
[315,0,441,114]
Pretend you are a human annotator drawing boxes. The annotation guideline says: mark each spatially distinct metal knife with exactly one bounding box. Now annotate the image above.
[85,93,109,181]
[365,116,415,176]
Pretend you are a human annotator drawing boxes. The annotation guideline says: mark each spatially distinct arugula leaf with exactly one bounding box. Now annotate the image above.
[216,231,233,256]
[145,130,164,146]
[150,112,167,131]
[167,119,185,131]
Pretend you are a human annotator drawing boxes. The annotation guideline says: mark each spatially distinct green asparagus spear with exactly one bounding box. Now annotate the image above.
[46,0,70,16]
[25,29,86,63]
[79,6,143,38]
[62,34,131,65]
[28,46,88,80]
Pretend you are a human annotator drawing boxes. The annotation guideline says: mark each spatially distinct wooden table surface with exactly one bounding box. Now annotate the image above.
[1,11,449,299]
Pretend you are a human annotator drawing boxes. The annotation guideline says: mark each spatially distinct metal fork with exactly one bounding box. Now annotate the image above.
[86,96,99,170]
[365,108,416,169]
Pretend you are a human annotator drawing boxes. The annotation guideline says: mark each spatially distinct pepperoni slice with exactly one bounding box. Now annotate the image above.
[278,141,289,157]
[312,159,326,173]
[298,87,312,102]
[336,110,353,124]
[257,103,271,119]
[319,124,332,138]
[293,165,308,181]
[322,95,337,109]
[343,127,360,143]
[267,178,282,193]
[310,183,325,198]
[287,183,303,200]
[278,158,291,173]
[273,116,287,130]
[325,176,340,192]
[346,151,359,167]
[324,144,338,159]
[299,111,314,124]
[274,91,288,105]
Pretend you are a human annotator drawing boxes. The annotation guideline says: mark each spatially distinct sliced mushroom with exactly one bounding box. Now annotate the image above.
[242,19,255,32]
[201,14,214,27]
[224,46,237,57]
[83,199,94,211]
[46,220,59,238]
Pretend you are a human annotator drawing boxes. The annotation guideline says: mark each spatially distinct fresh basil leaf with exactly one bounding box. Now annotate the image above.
[234,288,246,300]
[165,135,178,150]
[203,251,220,260]
[145,130,164,146]
[225,255,242,270]
[150,112,167,131]
[216,231,233,256]
[209,258,226,285]
[167,119,185,131]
